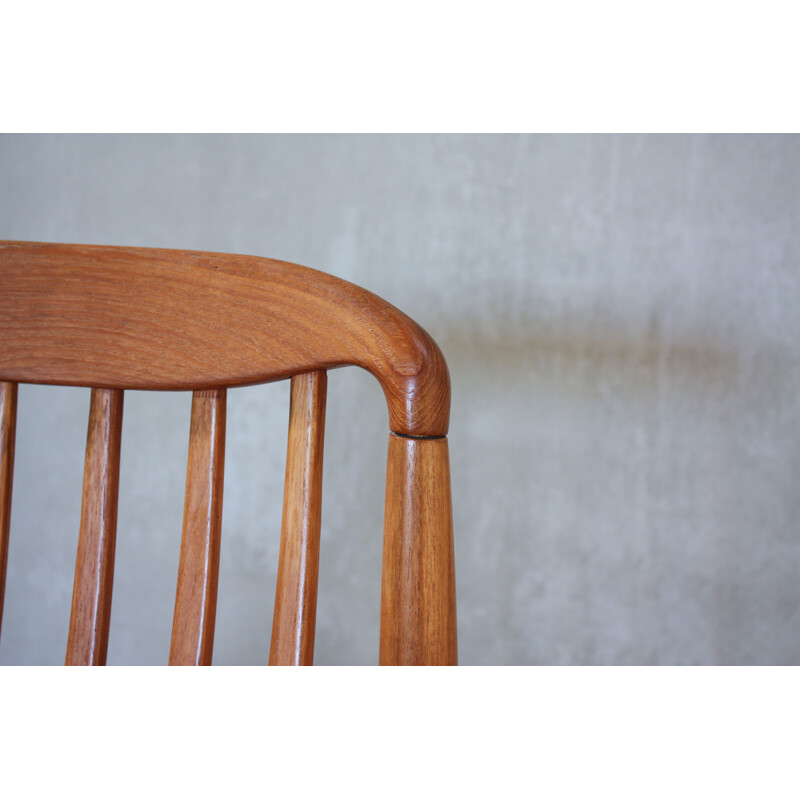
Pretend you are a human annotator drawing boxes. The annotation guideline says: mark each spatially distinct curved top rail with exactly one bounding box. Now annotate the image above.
[0,241,450,436]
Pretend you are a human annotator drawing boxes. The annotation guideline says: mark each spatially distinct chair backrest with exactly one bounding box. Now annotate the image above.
[0,241,457,665]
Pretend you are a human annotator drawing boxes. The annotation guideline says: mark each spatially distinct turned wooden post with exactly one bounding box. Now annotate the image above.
[379,434,457,665]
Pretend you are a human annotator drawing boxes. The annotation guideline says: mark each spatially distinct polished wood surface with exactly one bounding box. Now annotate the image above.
[169,389,226,665]
[270,371,327,665]
[65,388,124,665]
[0,381,17,640]
[1,241,457,665]
[380,434,457,665]
[0,241,449,437]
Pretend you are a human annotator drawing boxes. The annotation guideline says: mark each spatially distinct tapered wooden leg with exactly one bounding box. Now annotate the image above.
[0,382,17,642]
[379,434,457,665]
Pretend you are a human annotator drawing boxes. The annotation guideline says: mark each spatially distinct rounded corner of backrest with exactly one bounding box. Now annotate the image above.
[374,319,451,438]
[251,254,451,438]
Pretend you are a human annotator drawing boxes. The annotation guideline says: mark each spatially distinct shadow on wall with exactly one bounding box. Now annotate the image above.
[438,306,742,395]
[431,296,799,664]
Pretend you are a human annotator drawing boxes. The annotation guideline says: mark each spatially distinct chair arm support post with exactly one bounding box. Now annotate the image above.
[379,433,457,665]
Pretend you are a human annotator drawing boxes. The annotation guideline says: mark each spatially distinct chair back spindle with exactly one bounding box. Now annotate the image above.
[270,371,327,665]
[65,387,124,665]
[0,381,18,640]
[169,389,226,666]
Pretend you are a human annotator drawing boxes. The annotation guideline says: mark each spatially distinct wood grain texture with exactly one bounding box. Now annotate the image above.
[65,388,124,665]
[270,371,327,665]
[0,241,450,436]
[380,434,457,665]
[1,241,457,665]
[170,389,226,666]
[0,381,17,641]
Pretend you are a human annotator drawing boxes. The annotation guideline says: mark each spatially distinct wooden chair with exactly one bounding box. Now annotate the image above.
[0,241,457,665]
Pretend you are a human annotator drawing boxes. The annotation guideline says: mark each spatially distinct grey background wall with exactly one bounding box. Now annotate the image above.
[0,134,798,665]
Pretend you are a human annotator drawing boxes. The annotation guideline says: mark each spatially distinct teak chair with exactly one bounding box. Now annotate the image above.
[0,241,457,666]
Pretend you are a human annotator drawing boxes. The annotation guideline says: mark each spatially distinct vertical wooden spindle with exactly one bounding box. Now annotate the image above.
[270,371,327,666]
[0,382,18,641]
[65,388,124,665]
[379,433,457,665]
[170,389,226,666]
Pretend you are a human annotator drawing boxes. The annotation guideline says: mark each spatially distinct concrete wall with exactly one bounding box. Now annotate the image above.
[1,134,798,664]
